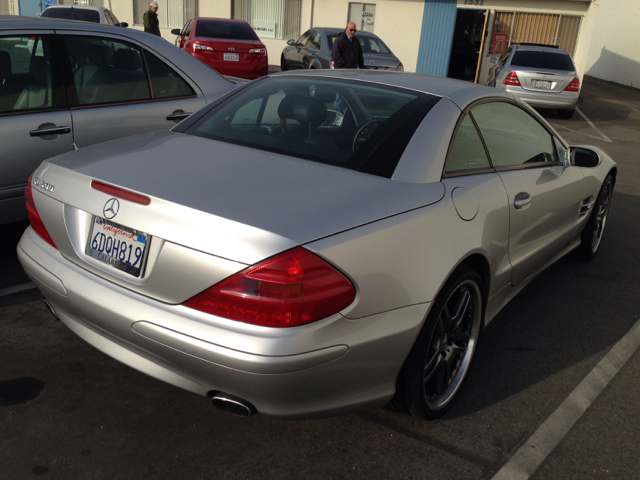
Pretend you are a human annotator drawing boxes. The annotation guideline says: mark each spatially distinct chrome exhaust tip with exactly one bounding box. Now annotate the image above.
[209,392,257,417]
[43,297,59,320]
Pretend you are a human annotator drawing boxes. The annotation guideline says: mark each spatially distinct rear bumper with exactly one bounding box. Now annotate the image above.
[500,85,579,110]
[17,226,428,418]
[192,53,268,80]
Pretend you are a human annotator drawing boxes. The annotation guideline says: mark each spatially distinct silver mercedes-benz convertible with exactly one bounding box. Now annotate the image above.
[18,70,615,420]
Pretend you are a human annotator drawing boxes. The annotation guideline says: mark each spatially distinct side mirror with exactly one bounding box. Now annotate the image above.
[119,22,128,28]
[489,57,497,64]
[287,39,296,46]
[171,28,181,36]
[571,147,600,168]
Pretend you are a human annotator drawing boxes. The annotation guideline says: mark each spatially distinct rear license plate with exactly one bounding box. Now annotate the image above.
[223,53,239,61]
[534,80,552,90]
[85,217,149,277]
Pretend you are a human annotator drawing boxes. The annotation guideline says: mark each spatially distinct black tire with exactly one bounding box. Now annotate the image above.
[575,174,614,260]
[558,109,574,119]
[280,54,288,71]
[391,265,483,419]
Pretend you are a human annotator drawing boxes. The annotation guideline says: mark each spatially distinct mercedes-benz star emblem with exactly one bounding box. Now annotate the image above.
[103,198,120,219]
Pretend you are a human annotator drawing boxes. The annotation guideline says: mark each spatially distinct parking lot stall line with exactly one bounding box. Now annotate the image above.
[491,317,640,480]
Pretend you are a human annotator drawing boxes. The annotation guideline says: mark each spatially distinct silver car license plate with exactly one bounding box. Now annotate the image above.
[534,80,552,90]
[85,217,149,277]
[223,53,239,61]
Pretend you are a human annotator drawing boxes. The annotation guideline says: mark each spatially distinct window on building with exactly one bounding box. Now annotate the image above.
[488,12,581,57]
[133,0,198,30]
[231,0,302,40]
[348,3,376,33]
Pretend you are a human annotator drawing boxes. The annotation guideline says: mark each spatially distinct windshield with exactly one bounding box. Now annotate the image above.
[183,76,437,177]
[41,7,100,23]
[512,51,575,71]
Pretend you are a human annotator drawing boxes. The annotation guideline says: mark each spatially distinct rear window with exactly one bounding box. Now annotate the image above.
[195,20,258,40]
[511,51,575,71]
[41,7,100,23]
[181,76,438,178]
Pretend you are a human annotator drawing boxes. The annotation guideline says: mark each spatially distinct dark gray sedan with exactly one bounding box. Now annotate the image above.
[0,16,240,225]
[280,27,402,71]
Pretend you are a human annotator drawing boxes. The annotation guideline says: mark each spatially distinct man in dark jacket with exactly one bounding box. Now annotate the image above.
[143,1,161,37]
[331,21,364,69]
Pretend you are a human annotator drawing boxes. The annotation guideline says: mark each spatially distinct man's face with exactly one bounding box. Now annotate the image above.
[346,23,357,38]
[150,6,158,12]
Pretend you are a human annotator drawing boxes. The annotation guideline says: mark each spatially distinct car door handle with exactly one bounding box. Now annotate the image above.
[166,112,191,122]
[30,126,71,137]
[514,192,532,210]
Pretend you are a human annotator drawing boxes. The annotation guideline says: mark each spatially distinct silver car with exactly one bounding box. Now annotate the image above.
[280,27,403,71]
[18,71,615,420]
[40,5,129,28]
[0,16,239,225]
[487,43,580,118]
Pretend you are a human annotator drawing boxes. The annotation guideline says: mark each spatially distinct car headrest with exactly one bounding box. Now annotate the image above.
[86,45,110,67]
[278,95,327,127]
[0,49,11,78]
[113,49,142,71]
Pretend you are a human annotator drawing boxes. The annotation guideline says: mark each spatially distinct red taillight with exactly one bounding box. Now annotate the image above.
[504,71,521,86]
[192,43,213,53]
[329,59,334,69]
[396,62,404,72]
[183,247,356,327]
[25,173,57,249]
[91,180,150,205]
[249,47,267,56]
[564,77,580,92]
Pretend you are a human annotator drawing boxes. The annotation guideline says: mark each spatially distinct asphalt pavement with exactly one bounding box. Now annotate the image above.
[1,75,639,479]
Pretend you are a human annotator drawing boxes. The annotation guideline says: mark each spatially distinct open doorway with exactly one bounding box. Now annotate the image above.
[447,9,487,83]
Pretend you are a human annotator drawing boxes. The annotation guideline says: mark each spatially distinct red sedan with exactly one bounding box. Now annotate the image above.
[172,18,268,79]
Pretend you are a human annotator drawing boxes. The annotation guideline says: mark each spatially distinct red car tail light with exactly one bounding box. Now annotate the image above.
[183,247,356,327]
[193,43,213,52]
[396,62,404,72]
[249,47,267,55]
[91,181,151,205]
[564,77,580,92]
[329,59,334,69]
[504,71,521,86]
[25,173,57,249]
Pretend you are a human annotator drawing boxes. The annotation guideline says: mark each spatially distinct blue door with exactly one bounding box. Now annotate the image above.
[416,0,457,76]
[18,0,50,17]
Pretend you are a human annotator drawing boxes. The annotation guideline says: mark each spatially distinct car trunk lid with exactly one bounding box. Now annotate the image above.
[33,130,444,302]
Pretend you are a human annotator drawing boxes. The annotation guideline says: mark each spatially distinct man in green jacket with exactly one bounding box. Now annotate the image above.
[143,1,161,37]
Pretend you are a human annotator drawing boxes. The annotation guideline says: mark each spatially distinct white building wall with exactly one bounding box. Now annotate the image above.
[585,0,640,88]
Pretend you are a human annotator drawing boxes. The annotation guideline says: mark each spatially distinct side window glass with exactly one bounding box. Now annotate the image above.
[445,115,491,173]
[63,35,151,106]
[470,102,558,167]
[308,31,320,49]
[183,19,192,36]
[297,31,310,46]
[143,50,195,99]
[0,35,53,113]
